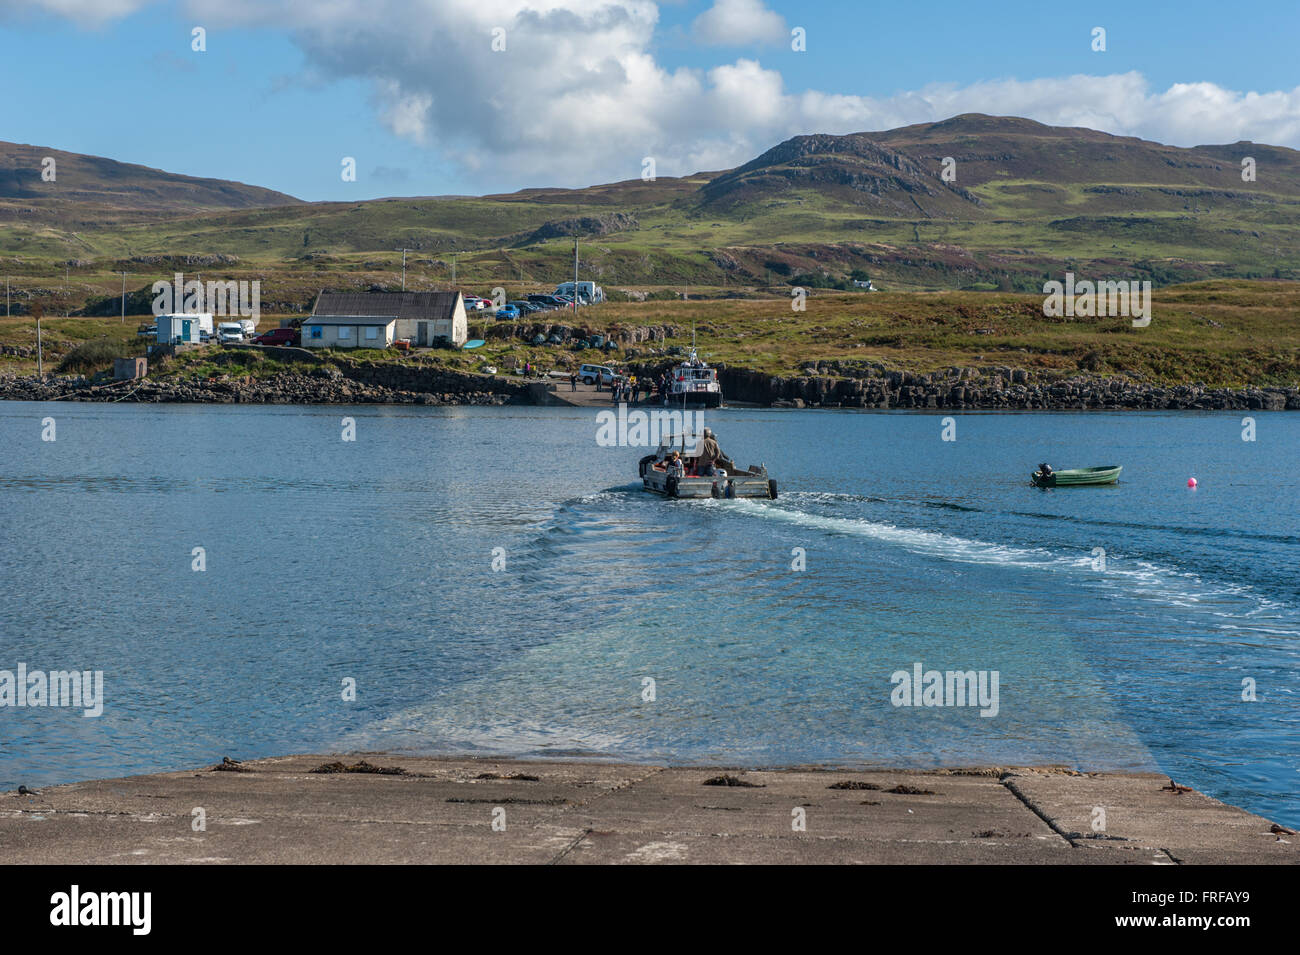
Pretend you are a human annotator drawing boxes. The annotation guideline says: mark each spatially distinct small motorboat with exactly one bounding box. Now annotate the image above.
[640,433,776,499]
[1031,464,1122,487]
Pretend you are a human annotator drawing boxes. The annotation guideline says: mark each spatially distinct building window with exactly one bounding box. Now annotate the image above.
[309,326,322,339]
[365,325,379,340]
[338,326,351,340]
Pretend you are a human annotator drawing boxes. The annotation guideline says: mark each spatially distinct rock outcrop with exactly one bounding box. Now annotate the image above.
[632,359,1300,411]
[484,322,676,347]
[0,359,525,405]
[5,351,1298,411]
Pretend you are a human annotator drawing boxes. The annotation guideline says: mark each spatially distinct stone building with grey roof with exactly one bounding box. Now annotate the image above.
[303,291,468,349]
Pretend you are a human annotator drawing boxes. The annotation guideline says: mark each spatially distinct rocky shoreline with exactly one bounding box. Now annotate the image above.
[0,365,523,406]
[3,357,1298,410]
[711,363,1300,411]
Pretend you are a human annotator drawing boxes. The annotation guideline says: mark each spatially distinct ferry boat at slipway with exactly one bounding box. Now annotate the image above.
[665,351,723,408]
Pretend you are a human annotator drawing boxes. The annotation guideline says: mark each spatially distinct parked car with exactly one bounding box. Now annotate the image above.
[494,304,519,320]
[528,294,566,308]
[217,322,244,343]
[252,327,299,346]
[463,295,487,311]
[511,300,543,314]
[579,363,617,386]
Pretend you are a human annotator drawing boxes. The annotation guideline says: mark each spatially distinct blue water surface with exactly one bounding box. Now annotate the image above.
[0,402,1296,825]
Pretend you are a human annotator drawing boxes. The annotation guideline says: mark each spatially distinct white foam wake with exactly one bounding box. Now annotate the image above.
[726,498,1296,630]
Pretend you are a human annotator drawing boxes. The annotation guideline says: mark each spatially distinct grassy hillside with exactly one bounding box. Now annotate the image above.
[0,140,301,214]
[3,115,1300,294]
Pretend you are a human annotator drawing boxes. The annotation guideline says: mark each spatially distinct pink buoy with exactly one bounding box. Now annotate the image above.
[1187,477,1198,488]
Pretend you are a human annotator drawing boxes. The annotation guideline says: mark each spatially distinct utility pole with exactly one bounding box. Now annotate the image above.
[573,236,579,319]
[5,277,8,319]
[120,271,127,322]
[34,304,43,377]
[397,248,411,291]
[451,253,458,286]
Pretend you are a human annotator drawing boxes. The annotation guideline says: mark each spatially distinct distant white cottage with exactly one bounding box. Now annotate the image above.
[304,291,468,349]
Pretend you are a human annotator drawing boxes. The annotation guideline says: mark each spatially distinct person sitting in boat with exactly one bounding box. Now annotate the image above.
[666,451,684,478]
[696,428,725,476]
[1038,462,1054,479]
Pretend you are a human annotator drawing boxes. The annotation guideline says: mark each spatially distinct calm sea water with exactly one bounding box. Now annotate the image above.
[1,402,1297,824]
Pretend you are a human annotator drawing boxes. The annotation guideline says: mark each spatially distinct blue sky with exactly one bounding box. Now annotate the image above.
[2,0,1298,201]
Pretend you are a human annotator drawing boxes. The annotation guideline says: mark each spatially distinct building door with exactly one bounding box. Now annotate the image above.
[181,319,191,342]
[418,321,428,346]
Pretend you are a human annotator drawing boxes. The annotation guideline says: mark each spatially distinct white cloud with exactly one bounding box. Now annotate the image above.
[26,0,1300,188]
[692,0,786,46]
[0,0,151,23]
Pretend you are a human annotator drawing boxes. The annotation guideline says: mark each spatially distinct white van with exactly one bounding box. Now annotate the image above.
[555,281,604,304]
[218,322,245,343]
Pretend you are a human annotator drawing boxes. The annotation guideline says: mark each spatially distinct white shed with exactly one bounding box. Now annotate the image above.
[156,313,204,344]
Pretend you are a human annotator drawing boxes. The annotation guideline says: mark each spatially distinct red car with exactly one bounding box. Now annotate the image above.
[253,327,300,346]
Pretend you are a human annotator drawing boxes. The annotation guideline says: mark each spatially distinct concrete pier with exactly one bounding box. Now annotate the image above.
[2,755,1295,864]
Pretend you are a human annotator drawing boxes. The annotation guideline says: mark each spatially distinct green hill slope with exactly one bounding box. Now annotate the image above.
[4,116,1300,292]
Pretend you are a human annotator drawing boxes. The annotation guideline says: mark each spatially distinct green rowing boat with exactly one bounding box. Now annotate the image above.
[1031,465,1122,487]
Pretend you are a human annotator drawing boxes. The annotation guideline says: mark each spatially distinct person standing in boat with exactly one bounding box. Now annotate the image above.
[696,428,726,476]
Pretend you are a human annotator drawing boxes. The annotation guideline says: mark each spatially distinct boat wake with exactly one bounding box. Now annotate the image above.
[796,491,1300,546]
[722,494,1297,633]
